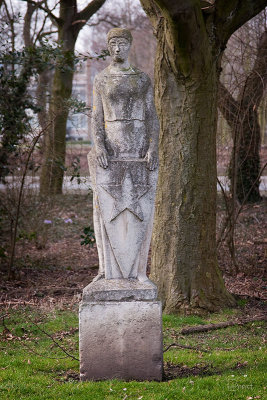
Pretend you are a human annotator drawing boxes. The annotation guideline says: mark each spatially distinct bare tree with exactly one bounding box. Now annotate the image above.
[218,15,267,203]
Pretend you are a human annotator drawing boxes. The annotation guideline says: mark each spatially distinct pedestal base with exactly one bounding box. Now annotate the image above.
[79,280,163,381]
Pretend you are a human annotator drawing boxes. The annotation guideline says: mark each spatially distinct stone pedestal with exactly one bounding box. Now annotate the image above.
[79,279,163,381]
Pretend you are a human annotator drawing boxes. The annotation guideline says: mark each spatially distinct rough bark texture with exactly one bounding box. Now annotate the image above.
[150,17,233,313]
[140,0,267,313]
[39,0,106,195]
[40,54,75,194]
[218,31,267,203]
[36,70,51,138]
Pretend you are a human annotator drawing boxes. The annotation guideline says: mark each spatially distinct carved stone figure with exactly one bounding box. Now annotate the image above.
[88,27,159,282]
[80,29,163,381]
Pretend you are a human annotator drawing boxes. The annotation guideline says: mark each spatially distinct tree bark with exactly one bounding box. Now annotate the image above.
[140,0,267,313]
[150,19,233,313]
[39,0,106,195]
[40,58,75,194]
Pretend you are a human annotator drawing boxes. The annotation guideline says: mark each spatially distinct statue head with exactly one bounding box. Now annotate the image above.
[107,28,132,63]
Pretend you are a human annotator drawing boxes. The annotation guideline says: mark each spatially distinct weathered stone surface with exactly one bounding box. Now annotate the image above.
[88,155,158,281]
[80,28,162,383]
[89,27,159,281]
[82,278,157,302]
[79,300,163,381]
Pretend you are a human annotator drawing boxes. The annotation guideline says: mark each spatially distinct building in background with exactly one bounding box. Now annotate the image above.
[66,61,91,142]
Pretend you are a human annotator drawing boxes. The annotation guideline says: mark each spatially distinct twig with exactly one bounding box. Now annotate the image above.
[8,121,52,279]
[180,316,267,335]
[27,315,79,362]
[216,162,267,253]
[163,343,209,353]
[1,312,79,361]
[0,314,9,332]
[21,0,61,26]
[3,331,70,360]
[216,177,232,248]
[235,162,267,222]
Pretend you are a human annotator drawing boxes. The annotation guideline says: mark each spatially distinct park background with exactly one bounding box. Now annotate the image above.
[0,1,266,399]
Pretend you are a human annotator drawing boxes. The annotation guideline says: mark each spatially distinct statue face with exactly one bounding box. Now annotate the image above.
[108,37,131,63]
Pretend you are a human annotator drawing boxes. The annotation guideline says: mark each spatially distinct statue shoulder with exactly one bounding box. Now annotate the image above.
[137,70,153,90]
[133,68,151,83]
[94,66,119,89]
[93,69,108,89]
[132,66,150,79]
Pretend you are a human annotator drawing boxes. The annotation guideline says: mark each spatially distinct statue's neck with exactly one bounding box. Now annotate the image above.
[109,60,133,74]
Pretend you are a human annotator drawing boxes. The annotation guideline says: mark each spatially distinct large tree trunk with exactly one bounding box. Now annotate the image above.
[140,0,267,313]
[39,4,77,196]
[40,51,75,194]
[151,27,234,313]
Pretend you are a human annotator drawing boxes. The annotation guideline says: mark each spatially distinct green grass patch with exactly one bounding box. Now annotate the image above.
[0,307,266,400]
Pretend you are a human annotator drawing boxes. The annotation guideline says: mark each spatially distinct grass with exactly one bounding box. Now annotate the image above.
[0,306,266,400]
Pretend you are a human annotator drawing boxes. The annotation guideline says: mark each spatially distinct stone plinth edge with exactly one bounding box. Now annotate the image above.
[82,278,157,302]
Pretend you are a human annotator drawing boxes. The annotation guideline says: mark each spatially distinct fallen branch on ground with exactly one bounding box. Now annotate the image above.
[180,316,266,335]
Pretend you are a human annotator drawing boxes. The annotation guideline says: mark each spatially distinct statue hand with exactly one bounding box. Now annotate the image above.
[145,148,158,171]
[95,146,108,169]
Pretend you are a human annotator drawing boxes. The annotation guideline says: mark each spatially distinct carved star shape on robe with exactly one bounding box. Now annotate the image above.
[100,170,150,222]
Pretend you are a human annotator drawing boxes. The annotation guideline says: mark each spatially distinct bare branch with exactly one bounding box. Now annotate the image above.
[27,315,79,362]
[35,30,58,43]
[241,30,267,109]
[3,0,15,73]
[22,0,61,26]
[217,162,267,250]
[164,342,209,353]
[180,315,267,335]
[89,19,116,28]
[33,9,55,45]
[218,81,239,130]
[23,1,40,46]
[215,0,267,44]
[75,0,106,31]
[1,312,78,361]
[8,121,52,278]
[235,162,267,221]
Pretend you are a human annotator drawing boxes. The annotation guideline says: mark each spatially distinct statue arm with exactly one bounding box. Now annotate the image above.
[145,82,159,171]
[92,79,108,168]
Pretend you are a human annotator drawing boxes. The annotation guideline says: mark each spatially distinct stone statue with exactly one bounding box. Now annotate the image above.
[88,27,159,283]
[81,33,162,380]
